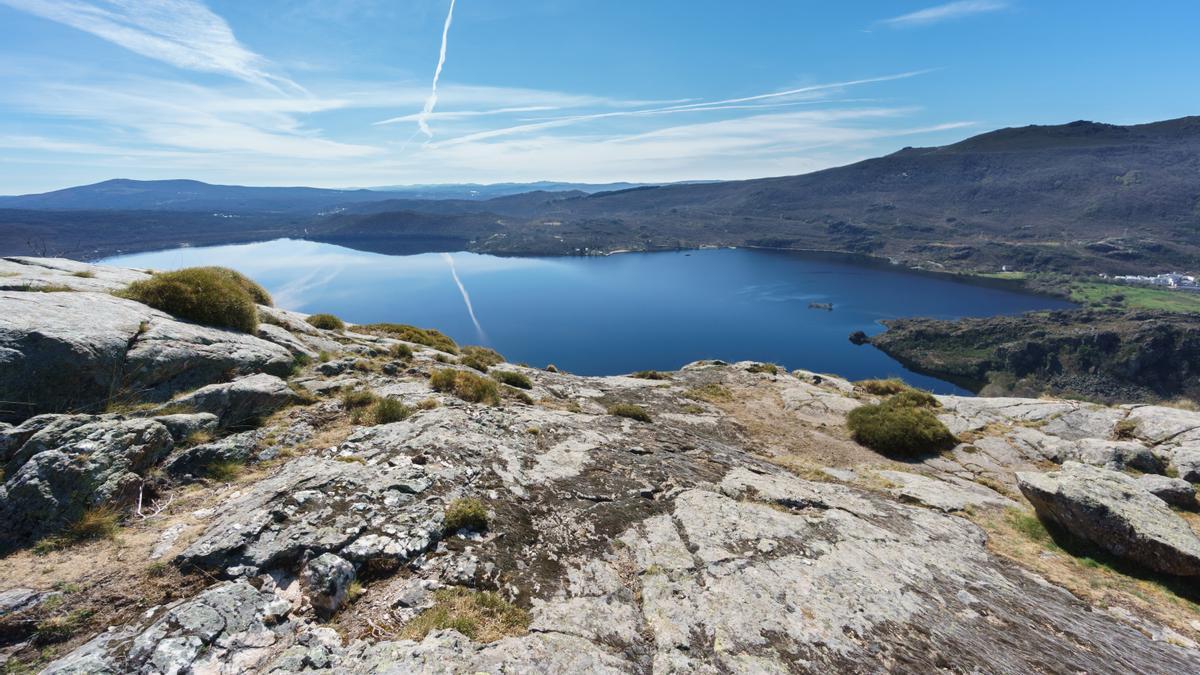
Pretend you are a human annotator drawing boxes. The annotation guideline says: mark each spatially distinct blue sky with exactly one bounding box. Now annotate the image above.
[1,1,1198,193]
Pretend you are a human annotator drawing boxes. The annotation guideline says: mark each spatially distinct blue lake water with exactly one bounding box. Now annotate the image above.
[103,240,1074,394]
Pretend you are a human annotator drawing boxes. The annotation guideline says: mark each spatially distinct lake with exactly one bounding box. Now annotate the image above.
[103,240,1074,394]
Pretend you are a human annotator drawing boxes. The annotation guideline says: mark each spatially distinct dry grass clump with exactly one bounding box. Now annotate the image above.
[856,378,913,396]
[608,403,652,423]
[747,363,780,375]
[306,313,345,330]
[443,497,489,532]
[389,343,413,359]
[367,398,413,425]
[631,370,669,380]
[492,370,532,390]
[460,345,505,372]
[341,389,377,409]
[846,391,956,458]
[33,506,122,555]
[429,368,500,405]
[116,267,264,332]
[196,266,272,305]
[683,383,733,403]
[401,587,528,643]
[360,323,458,354]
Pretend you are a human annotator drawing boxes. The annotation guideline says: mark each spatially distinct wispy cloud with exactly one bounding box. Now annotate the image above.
[429,70,933,148]
[880,1,1008,28]
[0,0,300,90]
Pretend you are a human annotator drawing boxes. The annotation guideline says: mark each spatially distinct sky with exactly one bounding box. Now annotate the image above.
[1,1,1198,194]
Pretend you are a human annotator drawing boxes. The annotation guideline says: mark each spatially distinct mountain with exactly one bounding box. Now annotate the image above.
[3,117,1200,272]
[361,181,660,200]
[0,179,409,213]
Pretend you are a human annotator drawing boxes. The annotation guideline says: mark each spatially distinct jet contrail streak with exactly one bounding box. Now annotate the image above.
[442,252,485,340]
[416,0,457,139]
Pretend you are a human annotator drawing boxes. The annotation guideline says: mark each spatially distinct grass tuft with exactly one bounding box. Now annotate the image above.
[492,370,532,390]
[367,397,413,425]
[430,369,500,405]
[306,313,345,330]
[846,391,956,458]
[33,506,121,554]
[444,497,489,532]
[608,403,652,423]
[460,345,505,372]
[116,267,262,332]
[856,378,913,396]
[747,363,780,375]
[401,587,528,643]
[683,383,733,403]
[631,370,669,380]
[360,323,458,353]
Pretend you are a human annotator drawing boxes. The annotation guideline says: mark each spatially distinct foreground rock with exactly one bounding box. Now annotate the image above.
[162,373,296,428]
[1018,462,1200,576]
[0,291,293,422]
[0,415,173,549]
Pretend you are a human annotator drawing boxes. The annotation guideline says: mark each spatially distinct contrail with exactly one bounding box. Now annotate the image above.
[442,252,485,340]
[416,0,457,139]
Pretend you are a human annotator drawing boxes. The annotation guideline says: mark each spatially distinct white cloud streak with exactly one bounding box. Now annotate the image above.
[415,0,457,139]
[0,0,301,90]
[880,1,1007,28]
[442,252,485,340]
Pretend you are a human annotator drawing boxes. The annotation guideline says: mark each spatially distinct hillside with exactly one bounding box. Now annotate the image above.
[2,117,1199,275]
[2,258,1200,672]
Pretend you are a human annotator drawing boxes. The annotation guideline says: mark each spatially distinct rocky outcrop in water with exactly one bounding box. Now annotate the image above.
[871,309,1200,404]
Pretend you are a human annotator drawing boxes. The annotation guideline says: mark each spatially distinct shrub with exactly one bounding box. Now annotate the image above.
[116,267,259,332]
[369,397,413,425]
[341,389,377,409]
[746,363,779,375]
[683,384,733,403]
[608,403,652,423]
[631,370,669,380]
[306,313,345,330]
[195,266,272,306]
[401,587,528,643]
[390,343,414,359]
[33,506,122,554]
[460,345,505,372]
[430,369,500,405]
[544,364,559,373]
[361,323,458,354]
[856,378,912,396]
[444,497,489,532]
[492,370,532,390]
[846,393,956,457]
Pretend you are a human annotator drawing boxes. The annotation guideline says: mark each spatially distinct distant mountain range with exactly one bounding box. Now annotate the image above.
[3,116,1199,274]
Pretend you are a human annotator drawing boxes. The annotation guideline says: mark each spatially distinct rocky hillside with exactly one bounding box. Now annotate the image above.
[3,258,1200,673]
[870,309,1200,403]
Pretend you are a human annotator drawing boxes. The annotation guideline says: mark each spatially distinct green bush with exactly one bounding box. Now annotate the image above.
[492,370,532,390]
[341,389,377,409]
[430,368,500,404]
[369,397,412,425]
[443,497,489,532]
[631,370,669,380]
[856,378,912,396]
[461,345,505,372]
[846,393,956,457]
[116,267,260,332]
[608,403,652,423]
[306,313,345,330]
[195,266,272,306]
[361,323,458,353]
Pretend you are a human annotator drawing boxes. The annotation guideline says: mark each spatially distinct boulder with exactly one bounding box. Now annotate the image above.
[1136,474,1197,509]
[877,469,1017,512]
[0,291,293,422]
[177,456,438,575]
[1171,446,1200,483]
[163,373,296,428]
[301,553,356,618]
[41,580,294,675]
[0,415,173,549]
[1018,462,1200,576]
[152,412,219,443]
[162,430,262,481]
[1068,438,1161,473]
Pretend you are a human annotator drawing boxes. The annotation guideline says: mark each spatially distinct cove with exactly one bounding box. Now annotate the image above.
[102,239,1074,394]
